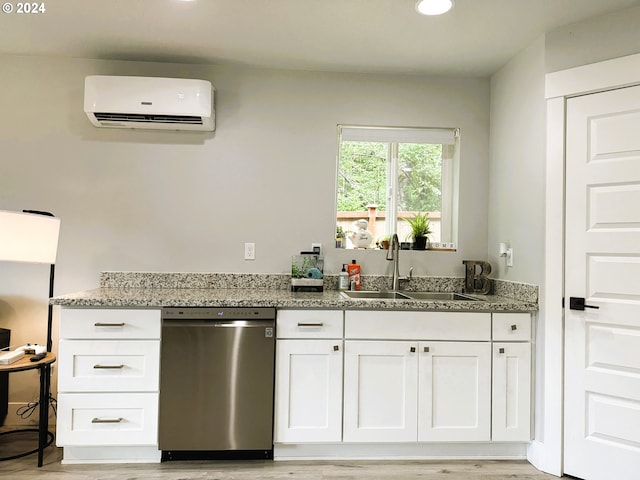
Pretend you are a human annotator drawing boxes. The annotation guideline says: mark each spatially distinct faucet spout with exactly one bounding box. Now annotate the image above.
[386,233,401,291]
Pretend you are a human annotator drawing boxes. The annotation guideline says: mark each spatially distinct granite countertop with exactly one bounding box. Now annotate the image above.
[50,272,538,312]
[51,287,536,312]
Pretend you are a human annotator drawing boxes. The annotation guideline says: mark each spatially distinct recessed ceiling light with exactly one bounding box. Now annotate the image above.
[415,0,454,16]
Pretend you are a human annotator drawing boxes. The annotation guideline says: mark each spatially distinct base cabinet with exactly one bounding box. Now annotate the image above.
[274,310,344,443]
[343,341,418,442]
[274,339,343,443]
[492,342,532,441]
[276,309,533,450]
[56,307,161,463]
[418,341,491,442]
[343,340,491,443]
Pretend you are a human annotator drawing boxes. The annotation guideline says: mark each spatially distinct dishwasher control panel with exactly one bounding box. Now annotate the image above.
[162,307,276,320]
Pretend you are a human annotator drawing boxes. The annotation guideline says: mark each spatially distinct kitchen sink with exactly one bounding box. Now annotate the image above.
[403,292,482,301]
[340,291,412,300]
[340,291,483,301]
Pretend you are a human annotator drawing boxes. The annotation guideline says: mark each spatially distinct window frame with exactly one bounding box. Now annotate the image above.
[336,124,460,248]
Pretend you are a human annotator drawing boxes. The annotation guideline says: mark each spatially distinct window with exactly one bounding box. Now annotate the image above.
[336,125,459,250]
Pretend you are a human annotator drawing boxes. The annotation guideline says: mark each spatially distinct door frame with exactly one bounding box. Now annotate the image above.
[539,52,640,476]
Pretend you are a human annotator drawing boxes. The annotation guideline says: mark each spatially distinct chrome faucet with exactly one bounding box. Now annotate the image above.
[386,234,401,291]
[386,233,412,291]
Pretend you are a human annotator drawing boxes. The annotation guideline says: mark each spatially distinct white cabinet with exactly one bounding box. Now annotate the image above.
[492,313,532,442]
[343,310,493,444]
[274,310,343,443]
[418,341,491,442]
[56,307,161,463]
[343,341,418,442]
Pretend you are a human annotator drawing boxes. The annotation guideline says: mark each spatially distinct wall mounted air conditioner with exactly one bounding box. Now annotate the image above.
[84,75,215,131]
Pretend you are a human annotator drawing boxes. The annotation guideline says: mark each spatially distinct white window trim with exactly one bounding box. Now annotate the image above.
[337,124,459,244]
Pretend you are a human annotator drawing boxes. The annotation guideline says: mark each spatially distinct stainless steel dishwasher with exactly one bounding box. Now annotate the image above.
[159,307,276,460]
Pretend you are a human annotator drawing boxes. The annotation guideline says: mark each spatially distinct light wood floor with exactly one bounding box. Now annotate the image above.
[0,442,565,480]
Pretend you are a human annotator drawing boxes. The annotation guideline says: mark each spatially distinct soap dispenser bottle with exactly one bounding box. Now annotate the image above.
[347,260,362,291]
[338,264,349,290]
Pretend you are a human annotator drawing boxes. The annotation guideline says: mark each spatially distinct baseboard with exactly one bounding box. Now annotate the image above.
[274,442,529,460]
[61,446,161,464]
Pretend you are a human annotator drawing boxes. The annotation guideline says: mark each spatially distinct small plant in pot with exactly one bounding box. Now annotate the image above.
[377,234,391,250]
[405,212,431,250]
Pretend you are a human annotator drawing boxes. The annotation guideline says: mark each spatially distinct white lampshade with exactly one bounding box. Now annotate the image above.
[0,210,61,264]
[416,0,453,16]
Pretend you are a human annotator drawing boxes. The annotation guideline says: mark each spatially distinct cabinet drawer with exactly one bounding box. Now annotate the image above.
[345,311,491,341]
[492,313,531,341]
[277,310,343,338]
[60,308,161,339]
[56,392,158,447]
[58,340,160,392]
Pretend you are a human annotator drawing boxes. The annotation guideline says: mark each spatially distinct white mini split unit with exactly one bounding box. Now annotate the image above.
[84,75,215,131]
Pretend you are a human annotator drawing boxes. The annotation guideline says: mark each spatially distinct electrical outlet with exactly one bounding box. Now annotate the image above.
[244,242,255,260]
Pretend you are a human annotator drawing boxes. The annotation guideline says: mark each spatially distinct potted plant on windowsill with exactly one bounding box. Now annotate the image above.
[377,234,391,250]
[405,212,431,250]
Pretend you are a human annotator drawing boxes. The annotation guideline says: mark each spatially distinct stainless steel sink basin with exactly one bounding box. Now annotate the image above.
[404,292,482,301]
[340,291,483,301]
[340,291,411,300]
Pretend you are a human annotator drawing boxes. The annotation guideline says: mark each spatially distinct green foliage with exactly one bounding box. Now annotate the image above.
[337,142,387,211]
[337,141,442,213]
[405,211,432,238]
[398,143,442,212]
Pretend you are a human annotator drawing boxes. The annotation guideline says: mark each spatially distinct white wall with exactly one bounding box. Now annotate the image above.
[488,37,546,285]
[545,4,640,73]
[488,36,549,471]
[0,56,490,295]
[0,55,489,421]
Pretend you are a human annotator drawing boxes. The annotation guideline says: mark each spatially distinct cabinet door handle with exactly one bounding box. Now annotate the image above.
[333,345,340,352]
[410,347,416,353]
[297,322,324,327]
[511,324,518,331]
[93,364,124,369]
[92,417,123,424]
[499,347,505,354]
[423,346,430,353]
[94,322,125,327]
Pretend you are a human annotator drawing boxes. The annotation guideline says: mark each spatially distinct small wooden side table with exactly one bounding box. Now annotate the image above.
[0,352,56,467]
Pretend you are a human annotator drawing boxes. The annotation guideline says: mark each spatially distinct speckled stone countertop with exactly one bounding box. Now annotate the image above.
[51,272,538,312]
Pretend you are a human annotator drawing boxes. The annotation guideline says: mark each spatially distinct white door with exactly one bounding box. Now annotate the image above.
[564,84,640,480]
[343,340,418,442]
[417,341,491,442]
[274,339,343,443]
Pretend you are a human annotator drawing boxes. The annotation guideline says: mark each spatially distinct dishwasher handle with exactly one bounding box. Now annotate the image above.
[163,319,274,328]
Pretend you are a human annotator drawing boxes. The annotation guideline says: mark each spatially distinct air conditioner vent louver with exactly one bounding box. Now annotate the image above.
[94,113,203,125]
[84,76,215,131]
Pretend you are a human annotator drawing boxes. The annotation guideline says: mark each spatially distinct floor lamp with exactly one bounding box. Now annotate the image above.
[0,210,61,353]
[0,210,60,464]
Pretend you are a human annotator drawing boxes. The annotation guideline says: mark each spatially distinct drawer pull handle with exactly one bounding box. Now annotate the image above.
[92,417,123,424]
[94,322,126,327]
[410,347,416,353]
[499,348,505,354]
[333,345,340,352]
[511,324,518,331]
[93,364,124,369]
[424,346,430,353]
[297,322,324,327]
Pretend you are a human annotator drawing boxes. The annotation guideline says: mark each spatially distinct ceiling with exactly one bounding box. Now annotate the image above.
[0,0,637,76]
